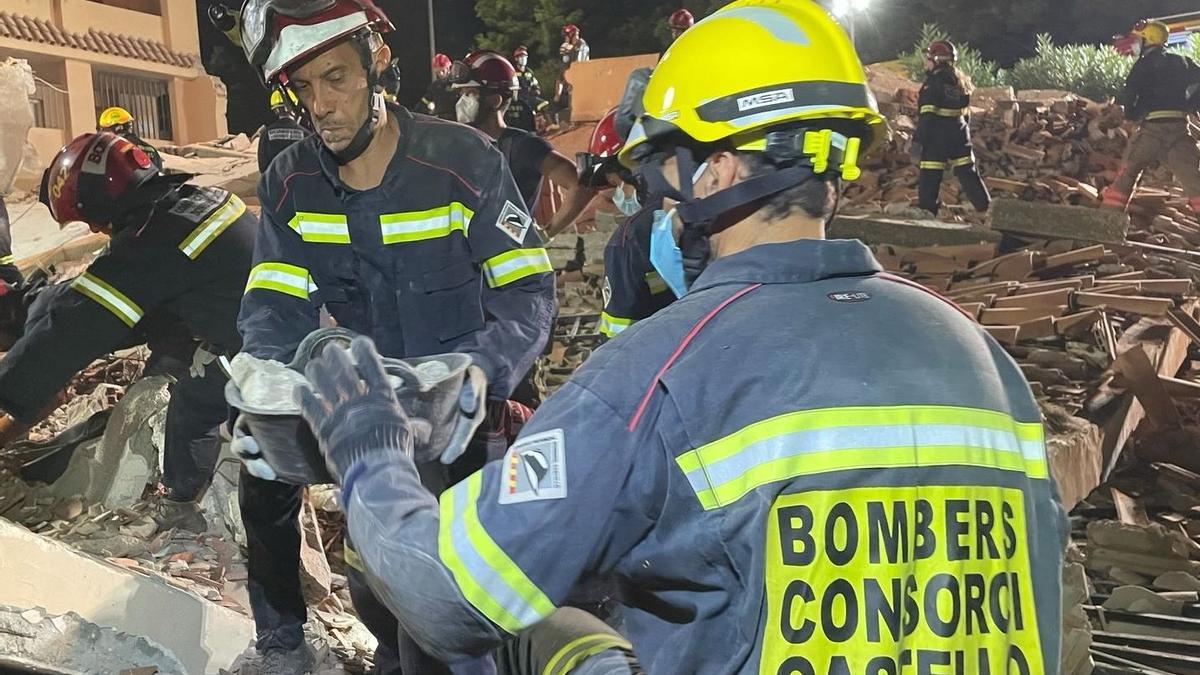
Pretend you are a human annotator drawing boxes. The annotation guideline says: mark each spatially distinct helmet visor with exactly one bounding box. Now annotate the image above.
[240,0,342,72]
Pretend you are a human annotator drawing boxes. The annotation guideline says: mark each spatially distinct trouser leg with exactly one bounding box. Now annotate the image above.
[918,167,945,214]
[953,161,992,212]
[493,607,642,675]
[1103,124,1164,208]
[161,364,228,501]
[240,470,307,651]
[1163,124,1200,213]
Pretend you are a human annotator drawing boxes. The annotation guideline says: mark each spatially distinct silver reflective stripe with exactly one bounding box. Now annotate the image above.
[445,482,548,629]
[683,423,1045,496]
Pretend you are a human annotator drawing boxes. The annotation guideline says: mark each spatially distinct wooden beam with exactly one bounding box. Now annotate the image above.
[983,325,1019,345]
[1112,345,1182,430]
[993,287,1074,309]
[980,306,1066,325]
[1075,292,1174,316]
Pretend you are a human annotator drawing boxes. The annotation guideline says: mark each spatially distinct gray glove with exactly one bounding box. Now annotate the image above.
[295,337,416,485]
[384,354,487,465]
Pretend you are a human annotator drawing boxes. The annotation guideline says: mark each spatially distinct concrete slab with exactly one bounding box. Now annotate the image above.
[563,54,660,123]
[991,198,1130,243]
[0,58,35,195]
[828,213,999,247]
[0,604,186,675]
[1045,416,1103,510]
[0,519,253,674]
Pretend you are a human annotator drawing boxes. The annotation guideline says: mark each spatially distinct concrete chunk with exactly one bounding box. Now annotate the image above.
[0,519,252,674]
[0,604,186,674]
[828,213,999,247]
[991,198,1130,243]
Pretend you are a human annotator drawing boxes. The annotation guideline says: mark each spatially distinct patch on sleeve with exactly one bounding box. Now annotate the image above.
[168,186,227,223]
[602,276,612,307]
[495,200,532,244]
[498,429,567,505]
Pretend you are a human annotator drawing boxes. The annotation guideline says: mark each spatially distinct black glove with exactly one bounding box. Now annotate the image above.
[295,337,416,485]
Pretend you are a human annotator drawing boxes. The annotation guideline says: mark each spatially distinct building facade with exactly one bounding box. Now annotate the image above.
[0,0,226,172]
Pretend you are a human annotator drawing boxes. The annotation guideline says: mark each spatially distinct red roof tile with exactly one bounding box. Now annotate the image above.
[0,11,196,69]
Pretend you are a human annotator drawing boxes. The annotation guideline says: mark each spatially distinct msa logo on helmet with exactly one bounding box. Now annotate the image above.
[828,291,871,303]
[736,88,795,113]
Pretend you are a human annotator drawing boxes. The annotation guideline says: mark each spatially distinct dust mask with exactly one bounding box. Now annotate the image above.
[456,93,480,124]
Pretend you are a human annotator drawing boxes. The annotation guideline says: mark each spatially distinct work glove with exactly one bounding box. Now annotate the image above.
[295,337,416,485]
[385,353,487,466]
[231,414,278,481]
[189,344,219,378]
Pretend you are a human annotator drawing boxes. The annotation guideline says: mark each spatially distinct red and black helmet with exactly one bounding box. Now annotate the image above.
[563,23,579,40]
[239,0,394,83]
[512,45,529,59]
[924,40,957,62]
[40,132,159,230]
[668,9,695,31]
[589,108,623,158]
[451,51,519,95]
[432,53,452,70]
[578,109,630,187]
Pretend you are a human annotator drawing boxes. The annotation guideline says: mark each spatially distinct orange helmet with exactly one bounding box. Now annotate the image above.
[40,132,158,230]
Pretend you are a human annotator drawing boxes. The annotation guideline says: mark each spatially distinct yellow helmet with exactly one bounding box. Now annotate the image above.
[269,88,299,108]
[620,0,885,172]
[1132,19,1170,47]
[98,106,133,130]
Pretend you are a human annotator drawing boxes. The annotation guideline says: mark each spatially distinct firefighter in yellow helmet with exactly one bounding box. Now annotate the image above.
[97,107,164,170]
[1102,19,1200,214]
[250,1,1067,673]
[257,88,309,174]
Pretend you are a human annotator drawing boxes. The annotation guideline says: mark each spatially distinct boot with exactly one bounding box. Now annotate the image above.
[151,498,207,533]
[258,645,315,675]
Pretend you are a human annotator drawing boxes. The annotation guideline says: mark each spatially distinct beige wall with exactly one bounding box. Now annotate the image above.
[58,0,165,44]
[27,125,66,169]
[7,0,56,21]
[160,0,199,58]
[61,58,96,138]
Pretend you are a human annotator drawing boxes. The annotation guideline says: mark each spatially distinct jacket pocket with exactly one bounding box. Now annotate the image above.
[412,261,485,343]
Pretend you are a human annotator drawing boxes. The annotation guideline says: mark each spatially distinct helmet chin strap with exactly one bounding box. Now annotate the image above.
[333,80,384,165]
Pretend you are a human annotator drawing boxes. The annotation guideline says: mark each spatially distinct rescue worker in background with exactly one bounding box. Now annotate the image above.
[580,109,673,339]
[914,40,991,216]
[380,57,402,103]
[0,132,256,533]
[560,23,590,64]
[278,2,1068,673]
[258,88,310,174]
[235,0,555,670]
[1102,19,1200,213]
[453,51,597,237]
[207,1,242,46]
[0,195,22,285]
[614,8,695,141]
[512,46,549,120]
[97,107,165,171]
[548,24,589,127]
[420,53,459,121]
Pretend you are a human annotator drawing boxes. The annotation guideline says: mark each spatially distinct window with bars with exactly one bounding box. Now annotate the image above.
[93,71,173,140]
[31,79,67,129]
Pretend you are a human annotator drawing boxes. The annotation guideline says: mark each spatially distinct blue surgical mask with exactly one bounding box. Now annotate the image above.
[649,209,688,298]
[611,185,641,217]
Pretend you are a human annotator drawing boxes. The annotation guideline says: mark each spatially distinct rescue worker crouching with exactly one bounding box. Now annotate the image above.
[233,0,556,670]
[914,41,991,216]
[0,131,255,532]
[581,108,674,339]
[1101,19,1200,213]
[452,51,597,238]
[254,2,1069,673]
[98,106,165,171]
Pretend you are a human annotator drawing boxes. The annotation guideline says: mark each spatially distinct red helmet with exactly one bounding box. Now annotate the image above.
[451,51,519,95]
[589,108,623,158]
[924,40,957,62]
[41,132,158,229]
[432,53,452,70]
[563,23,579,40]
[239,0,394,82]
[512,45,529,59]
[668,9,695,31]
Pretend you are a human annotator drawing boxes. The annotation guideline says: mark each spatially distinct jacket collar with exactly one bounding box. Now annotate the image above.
[689,238,882,291]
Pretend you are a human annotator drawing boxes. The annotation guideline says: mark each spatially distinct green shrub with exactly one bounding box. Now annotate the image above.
[899,23,1007,89]
[1168,33,1200,64]
[1007,34,1133,101]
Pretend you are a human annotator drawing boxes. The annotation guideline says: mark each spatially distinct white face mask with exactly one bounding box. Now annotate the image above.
[515,56,528,68]
[1132,41,1143,57]
[611,184,641,216]
[456,93,479,124]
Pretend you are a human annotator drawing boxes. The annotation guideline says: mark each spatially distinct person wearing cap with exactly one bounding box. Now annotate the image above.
[258,88,311,174]
[0,132,254,534]
[232,0,555,670]
[278,1,1068,673]
[1102,19,1200,213]
[913,40,991,216]
[421,53,460,121]
[98,106,165,170]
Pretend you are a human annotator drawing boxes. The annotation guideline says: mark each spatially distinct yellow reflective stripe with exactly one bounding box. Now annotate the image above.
[919,160,948,170]
[676,405,1047,511]
[288,212,351,244]
[482,248,553,288]
[919,105,966,116]
[438,472,555,634]
[0,255,13,265]
[380,202,474,244]
[1146,110,1187,120]
[343,542,363,572]
[179,195,246,259]
[644,270,668,295]
[598,312,633,337]
[70,272,144,327]
[244,262,313,300]
[544,633,633,675]
[949,155,976,168]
